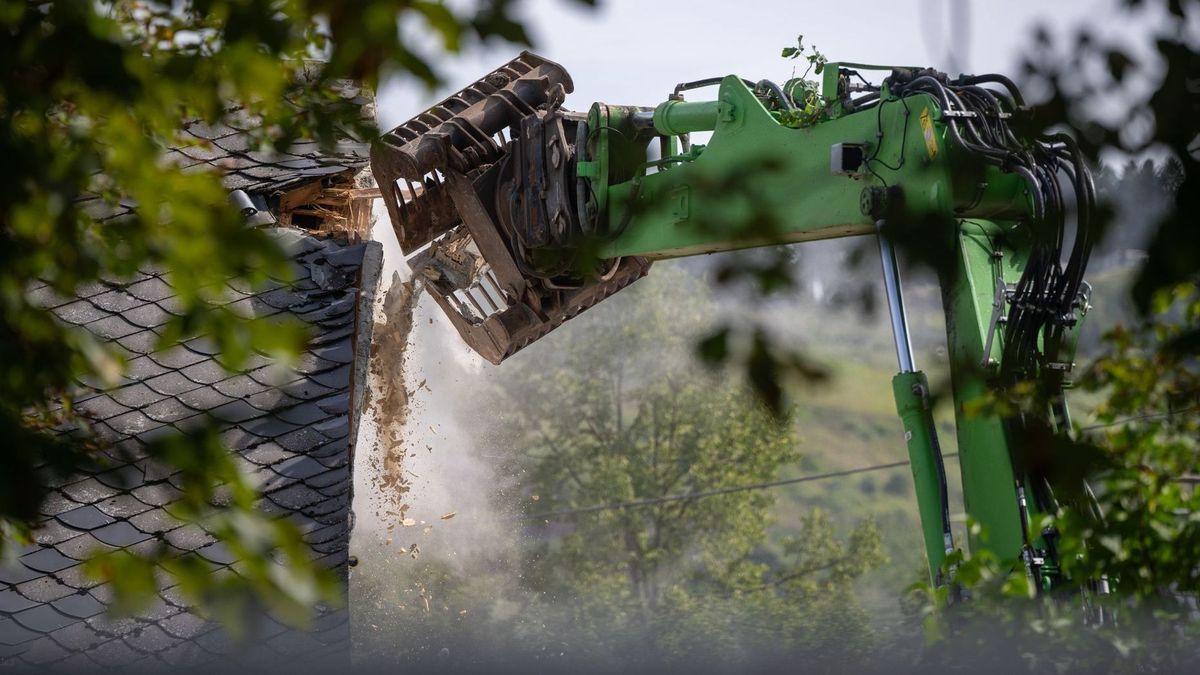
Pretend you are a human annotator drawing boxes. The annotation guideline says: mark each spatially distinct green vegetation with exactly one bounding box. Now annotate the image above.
[497,266,885,665]
[0,0,573,624]
[356,266,886,668]
[3,0,1198,670]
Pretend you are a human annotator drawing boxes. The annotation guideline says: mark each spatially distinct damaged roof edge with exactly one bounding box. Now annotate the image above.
[348,240,384,465]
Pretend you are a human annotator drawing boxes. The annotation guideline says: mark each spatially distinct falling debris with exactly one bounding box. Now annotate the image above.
[401,518,417,527]
[367,274,421,526]
[440,511,456,520]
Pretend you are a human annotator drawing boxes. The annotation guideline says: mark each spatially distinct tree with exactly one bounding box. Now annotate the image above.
[484,264,886,668]
[1,0,584,624]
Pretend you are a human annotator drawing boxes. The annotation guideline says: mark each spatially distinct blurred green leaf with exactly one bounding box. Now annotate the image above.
[1,0,541,634]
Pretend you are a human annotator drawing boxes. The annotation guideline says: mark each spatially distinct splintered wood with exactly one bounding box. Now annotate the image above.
[278,171,380,242]
[367,274,421,530]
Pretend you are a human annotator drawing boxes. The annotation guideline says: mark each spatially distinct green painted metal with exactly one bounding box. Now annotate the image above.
[653,99,719,136]
[586,102,659,226]
[892,370,952,582]
[938,220,1063,559]
[591,74,1051,583]
[599,76,1026,260]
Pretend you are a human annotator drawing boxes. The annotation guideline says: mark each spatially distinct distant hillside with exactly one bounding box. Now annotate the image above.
[687,238,1142,631]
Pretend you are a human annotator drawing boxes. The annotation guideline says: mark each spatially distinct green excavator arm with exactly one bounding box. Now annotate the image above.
[370,52,1098,592]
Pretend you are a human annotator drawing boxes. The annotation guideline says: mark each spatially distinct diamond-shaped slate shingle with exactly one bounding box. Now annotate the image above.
[11,605,78,634]
[94,495,153,520]
[11,220,382,670]
[51,593,106,621]
[56,505,116,532]
[54,300,108,326]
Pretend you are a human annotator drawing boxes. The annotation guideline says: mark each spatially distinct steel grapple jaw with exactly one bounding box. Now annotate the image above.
[371,51,651,364]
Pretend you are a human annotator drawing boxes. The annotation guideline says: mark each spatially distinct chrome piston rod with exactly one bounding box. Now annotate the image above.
[877,220,916,373]
[878,220,956,569]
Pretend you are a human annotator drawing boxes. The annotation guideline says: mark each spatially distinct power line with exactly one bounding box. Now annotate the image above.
[1080,406,1197,432]
[521,454,959,522]
[519,408,1199,522]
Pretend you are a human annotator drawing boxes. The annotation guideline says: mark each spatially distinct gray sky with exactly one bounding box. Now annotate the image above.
[377,0,1122,129]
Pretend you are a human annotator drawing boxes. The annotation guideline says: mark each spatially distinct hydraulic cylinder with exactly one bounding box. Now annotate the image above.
[893,371,953,582]
[653,99,719,136]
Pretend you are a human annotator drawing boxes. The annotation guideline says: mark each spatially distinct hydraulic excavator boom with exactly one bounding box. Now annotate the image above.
[371,52,1098,594]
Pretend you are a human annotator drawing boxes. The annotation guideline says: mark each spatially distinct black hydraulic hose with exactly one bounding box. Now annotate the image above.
[847,91,881,112]
[888,71,1095,387]
[1039,149,1089,314]
[921,76,1102,555]
[1007,291,1037,375]
[1001,117,1024,149]
[935,80,1026,167]
[945,87,1018,164]
[894,75,953,108]
[1009,164,1047,220]
[672,76,757,97]
[957,73,1027,108]
[755,79,796,110]
[947,114,1008,162]
[607,179,642,242]
[903,76,1020,163]
[673,77,798,111]
[962,84,1006,114]
[928,406,954,544]
[983,85,1018,115]
[960,87,1009,145]
[922,86,1010,161]
[1050,134,1097,284]
[1053,156,1086,302]
[942,87,982,134]
[1005,240,1056,380]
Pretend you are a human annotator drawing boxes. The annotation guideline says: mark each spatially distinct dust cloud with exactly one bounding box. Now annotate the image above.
[349,225,533,664]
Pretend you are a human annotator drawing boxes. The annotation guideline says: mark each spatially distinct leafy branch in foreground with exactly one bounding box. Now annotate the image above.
[83,427,340,635]
[2,0,584,625]
[909,285,1200,672]
[898,0,1200,665]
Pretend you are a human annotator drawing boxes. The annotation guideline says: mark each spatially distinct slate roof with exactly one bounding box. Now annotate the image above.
[77,91,373,223]
[2,226,382,670]
[173,110,372,196]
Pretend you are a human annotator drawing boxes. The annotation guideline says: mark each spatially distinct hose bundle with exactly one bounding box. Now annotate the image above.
[882,71,1100,561]
[886,69,1097,385]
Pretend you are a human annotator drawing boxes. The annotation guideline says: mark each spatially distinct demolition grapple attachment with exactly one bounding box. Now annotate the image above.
[371,51,652,364]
